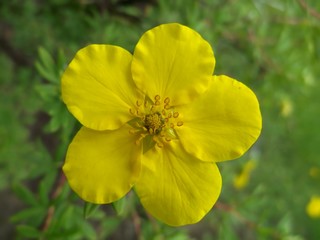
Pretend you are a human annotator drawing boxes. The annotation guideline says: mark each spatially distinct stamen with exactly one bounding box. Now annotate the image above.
[164,97,170,104]
[177,121,183,126]
[164,104,170,110]
[156,142,164,148]
[155,95,161,101]
[129,129,136,134]
[136,100,142,107]
[129,108,135,115]
[173,112,179,118]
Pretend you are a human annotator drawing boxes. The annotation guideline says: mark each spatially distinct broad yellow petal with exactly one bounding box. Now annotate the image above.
[176,75,262,162]
[132,23,215,106]
[63,125,141,204]
[135,141,221,226]
[61,44,140,130]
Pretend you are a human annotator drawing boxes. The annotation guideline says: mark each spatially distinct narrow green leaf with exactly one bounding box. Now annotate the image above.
[34,84,59,101]
[12,183,38,206]
[16,225,41,238]
[35,60,58,83]
[83,201,100,219]
[38,172,57,206]
[38,46,55,74]
[10,207,46,223]
[112,195,127,216]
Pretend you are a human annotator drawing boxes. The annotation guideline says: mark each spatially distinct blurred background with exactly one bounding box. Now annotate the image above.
[1,0,320,239]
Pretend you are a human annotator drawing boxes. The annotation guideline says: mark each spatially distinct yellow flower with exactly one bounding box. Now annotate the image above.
[306,196,320,218]
[61,23,262,226]
[233,159,257,190]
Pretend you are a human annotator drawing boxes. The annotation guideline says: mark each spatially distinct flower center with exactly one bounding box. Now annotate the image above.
[144,112,164,134]
[128,95,183,151]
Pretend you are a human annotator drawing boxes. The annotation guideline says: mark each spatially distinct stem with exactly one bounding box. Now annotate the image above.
[40,170,66,232]
[298,0,320,20]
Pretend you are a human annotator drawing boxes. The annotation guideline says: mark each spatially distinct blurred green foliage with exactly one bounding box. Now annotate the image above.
[1,0,320,239]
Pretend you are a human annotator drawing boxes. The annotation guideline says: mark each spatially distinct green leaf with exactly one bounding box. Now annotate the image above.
[16,225,41,238]
[38,47,54,70]
[83,201,100,219]
[34,84,59,101]
[35,60,58,83]
[112,195,128,217]
[12,183,38,206]
[10,207,46,223]
[36,47,59,83]
[38,172,57,206]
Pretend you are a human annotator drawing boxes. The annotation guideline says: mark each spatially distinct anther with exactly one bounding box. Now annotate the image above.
[155,100,161,105]
[129,129,136,134]
[155,95,160,101]
[164,104,170,110]
[170,123,175,128]
[173,112,179,118]
[165,137,171,142]
[168,112,172,118]
[136,100,142,107]
[177,121,183,126]
[164,97,170,104]
[157,142,164,148]
[129,108,135,115]
[162,110,166,116]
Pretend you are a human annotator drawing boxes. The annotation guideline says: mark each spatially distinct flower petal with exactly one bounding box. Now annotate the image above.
[61,44,140,130]
[132,23,215,106]
[63,125,141,204]
[175,75,262,162]
[134,141,221,226]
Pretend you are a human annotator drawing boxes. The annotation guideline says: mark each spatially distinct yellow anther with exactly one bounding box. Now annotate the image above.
[135,134,145,145]
[164,97,170,104]
[168,112,172,118]
[136,100,142,107]
[165,137,171,142]
[155,95,161,101]
[129,129,136,134]
[129,108,135,115]
[173,112,179,118]
[155,100,161,105]
[162,110,166,116]
[170,123,175,128]
[164,104,170,110]
[177,121,183,126]
[157,142,164,148]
